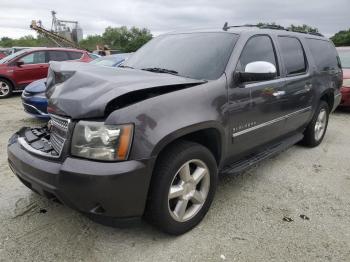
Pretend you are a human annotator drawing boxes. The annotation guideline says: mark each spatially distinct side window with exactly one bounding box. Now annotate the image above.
[278,36,307,75]
[306,39,339,72]
[19,51,46,64]
[68,51,83,60]
[48,51,69,62]
[237,35,278,75]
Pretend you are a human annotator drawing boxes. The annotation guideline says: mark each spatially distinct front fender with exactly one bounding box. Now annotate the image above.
[105,76,229,161]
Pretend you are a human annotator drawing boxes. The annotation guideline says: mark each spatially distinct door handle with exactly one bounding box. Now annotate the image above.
[272,91,286,97]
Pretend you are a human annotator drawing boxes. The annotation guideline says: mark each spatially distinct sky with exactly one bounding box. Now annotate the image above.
[0,0,349,39]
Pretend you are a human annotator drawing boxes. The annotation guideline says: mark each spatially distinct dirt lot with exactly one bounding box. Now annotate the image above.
[0,95,350,262]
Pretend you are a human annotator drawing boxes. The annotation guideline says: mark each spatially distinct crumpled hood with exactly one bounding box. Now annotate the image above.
[47,62,205,119]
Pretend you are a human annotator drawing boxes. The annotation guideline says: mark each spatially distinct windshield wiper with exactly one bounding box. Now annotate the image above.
[118,65,134,69]
[141,67,179,75]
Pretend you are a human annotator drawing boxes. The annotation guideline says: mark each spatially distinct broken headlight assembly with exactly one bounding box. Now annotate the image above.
[71,121,133,161]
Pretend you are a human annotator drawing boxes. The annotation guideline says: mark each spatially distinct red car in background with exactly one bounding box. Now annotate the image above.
[337,47,350,107]
[0,47,93,98]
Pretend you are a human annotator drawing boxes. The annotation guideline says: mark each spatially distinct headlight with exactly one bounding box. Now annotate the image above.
[343,79,350,88]
[71,121,133,161]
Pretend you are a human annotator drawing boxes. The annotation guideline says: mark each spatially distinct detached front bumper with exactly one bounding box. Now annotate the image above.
[7,132,155,219]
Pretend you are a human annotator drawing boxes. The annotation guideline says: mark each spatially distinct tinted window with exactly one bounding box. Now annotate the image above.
[19,51,46,64]
[48,51,69,61]
[306,39,339,71]
[124,33,238,80]
[278,37,306,75]
[237,35,278,74]
[69,51,83,60]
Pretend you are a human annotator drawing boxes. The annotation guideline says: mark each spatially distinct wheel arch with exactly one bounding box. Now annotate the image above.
[151,122,225,167]
[0,75,15,89]
[320,89,334,111]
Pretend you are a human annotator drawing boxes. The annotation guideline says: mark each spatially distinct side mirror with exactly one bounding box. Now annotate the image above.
[16,61,24,67]
[239,61,277,83]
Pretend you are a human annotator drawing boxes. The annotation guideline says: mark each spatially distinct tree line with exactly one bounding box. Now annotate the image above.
[0,24,349,51]
[0,26,153,52]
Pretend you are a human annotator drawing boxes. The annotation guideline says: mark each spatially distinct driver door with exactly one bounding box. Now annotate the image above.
[228,35,287,158]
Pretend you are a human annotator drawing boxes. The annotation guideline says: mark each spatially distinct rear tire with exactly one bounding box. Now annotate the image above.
[302,101,329,147]
[0,78,13,98]
[145,140,218,235]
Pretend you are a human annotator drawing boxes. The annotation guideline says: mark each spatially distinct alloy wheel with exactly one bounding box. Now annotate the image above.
[314,108,327,141]
[0,81,10,97]
[168,159,210,222]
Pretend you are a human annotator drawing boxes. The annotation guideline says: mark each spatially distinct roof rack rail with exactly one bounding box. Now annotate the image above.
[223,22,288,31]
[222,22,324,37]
[305,31,324,37]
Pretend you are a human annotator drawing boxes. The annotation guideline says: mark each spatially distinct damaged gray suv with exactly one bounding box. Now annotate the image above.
[8,24,342,235]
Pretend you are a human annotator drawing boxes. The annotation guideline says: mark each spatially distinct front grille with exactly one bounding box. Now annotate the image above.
[49,114,70,155]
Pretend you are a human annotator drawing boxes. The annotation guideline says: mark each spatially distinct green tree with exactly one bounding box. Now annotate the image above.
[124,27,153,52]
[79,35,104,51]
[331,29,350,46]
[101,26,152,52]
[0,37,14,47]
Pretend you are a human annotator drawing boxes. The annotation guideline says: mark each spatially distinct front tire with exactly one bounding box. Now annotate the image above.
[302,101,329,147]
[0,78,13,98]
[146,141,218,235]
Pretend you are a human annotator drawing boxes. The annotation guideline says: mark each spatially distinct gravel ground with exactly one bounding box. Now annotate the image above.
[0,95,350,262]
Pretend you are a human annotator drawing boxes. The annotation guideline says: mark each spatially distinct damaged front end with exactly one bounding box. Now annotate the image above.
[11,114,72,159]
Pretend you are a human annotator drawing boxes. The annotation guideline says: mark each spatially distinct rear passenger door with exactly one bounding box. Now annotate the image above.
[277,36,313,133]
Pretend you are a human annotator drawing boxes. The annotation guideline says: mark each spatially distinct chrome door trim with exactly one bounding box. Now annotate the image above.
[232,106,312,138]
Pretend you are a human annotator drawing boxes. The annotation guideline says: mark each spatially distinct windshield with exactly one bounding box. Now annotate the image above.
[0,49,28,64]
[338,49,350,68]
[124,32,238,80]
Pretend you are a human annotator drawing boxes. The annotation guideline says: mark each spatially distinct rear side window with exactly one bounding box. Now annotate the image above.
[237,35,278,75]
[68,51,83,60]
[306,39,339,72]
[48,51,69,62]
[278,37,307,75]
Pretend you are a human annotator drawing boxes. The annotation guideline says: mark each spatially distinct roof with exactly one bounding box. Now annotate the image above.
[164,25,327,40]
[21,47,86,52]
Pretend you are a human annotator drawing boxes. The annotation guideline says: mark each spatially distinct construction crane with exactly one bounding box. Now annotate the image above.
[30,11,86,50]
